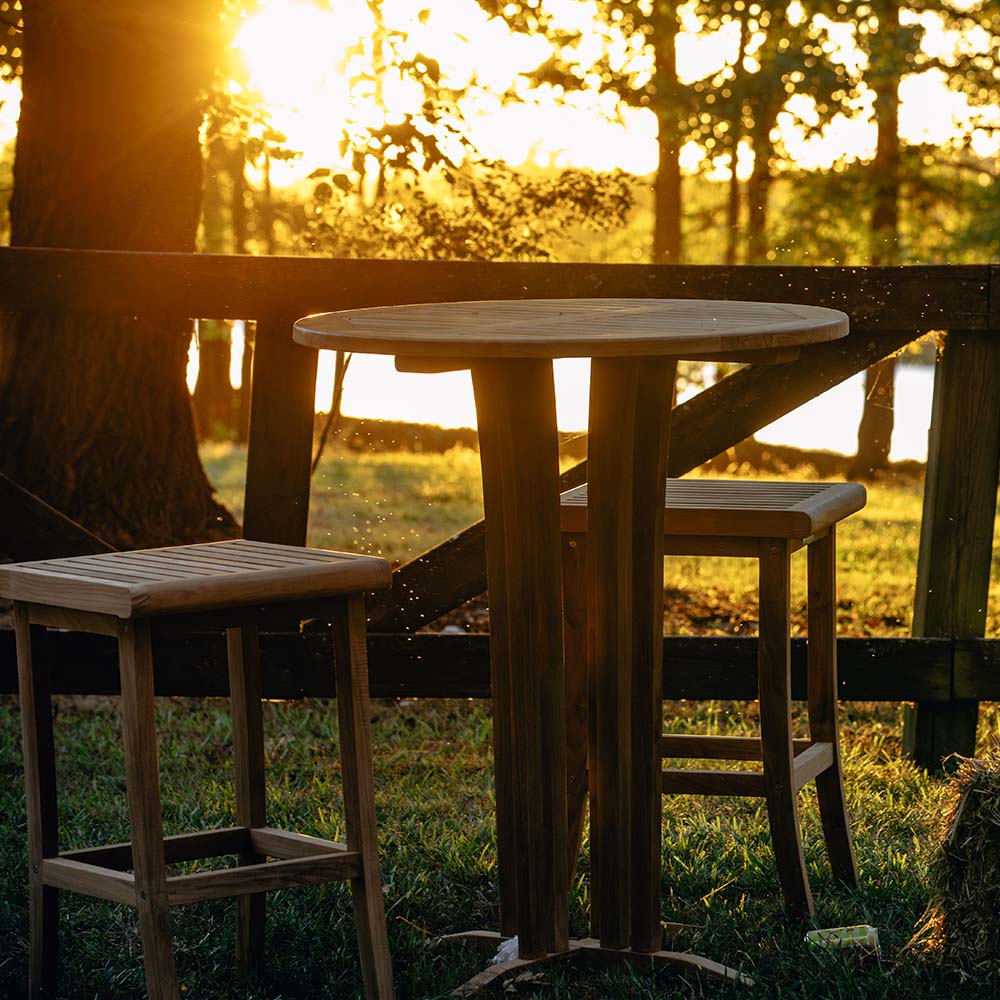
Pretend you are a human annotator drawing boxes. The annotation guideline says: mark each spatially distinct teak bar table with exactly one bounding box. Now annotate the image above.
[294,299,849,992]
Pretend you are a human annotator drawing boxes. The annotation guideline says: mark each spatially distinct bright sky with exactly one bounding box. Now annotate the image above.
[232,0,1000,184]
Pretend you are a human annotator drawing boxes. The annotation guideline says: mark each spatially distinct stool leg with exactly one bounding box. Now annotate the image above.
[562,534,589,888]
[758,542,813,919]
[227,625,267,975]
[807,530,858,886]
[15,606,59,999]
[331,596,395,1000]
[119,620,178,1000]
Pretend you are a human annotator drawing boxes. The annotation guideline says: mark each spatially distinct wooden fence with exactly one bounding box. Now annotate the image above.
[0,247,997,769]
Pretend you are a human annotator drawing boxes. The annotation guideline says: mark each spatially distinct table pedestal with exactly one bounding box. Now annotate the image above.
[449,358,752,993]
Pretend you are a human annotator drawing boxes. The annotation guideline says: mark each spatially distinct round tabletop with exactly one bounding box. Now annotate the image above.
[293,298,848,359]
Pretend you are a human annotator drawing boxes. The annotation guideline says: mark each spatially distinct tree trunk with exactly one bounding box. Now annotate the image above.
[0,1,236,551]
[652,2,682,264]
[194,135,241,441]
[850,7,901,479]
[725,140,741,266]
[746,131,772,264]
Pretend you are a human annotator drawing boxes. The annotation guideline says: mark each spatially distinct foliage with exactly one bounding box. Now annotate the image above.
[290,160,634,261]
[0,0,19,80]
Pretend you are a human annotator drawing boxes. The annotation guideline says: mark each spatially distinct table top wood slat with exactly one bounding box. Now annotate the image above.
[0,540,392,618]
[293,299,848,359]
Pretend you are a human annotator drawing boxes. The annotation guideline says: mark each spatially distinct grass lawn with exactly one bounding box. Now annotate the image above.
[1,444,998,998]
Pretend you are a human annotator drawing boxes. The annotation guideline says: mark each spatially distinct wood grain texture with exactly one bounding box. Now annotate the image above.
[660,735,814,760]
[807,530,858,884]
[40,859,136,906]
[164,853,361,905]
[791,743,834,790]
[243,315,318,545]
[472,359,569,958]
[331,596,396,999]
[757,541,813,919]
[0,248,988,331]
[294,299,847,359]
[15,608,60,999]
[661,768,767,796]
[227,625,267,975]
[249,828,348,859]
[0,629,971,702]
[60,827,250,871]
[904,330,1000,769]
[0,540,392,617]
[472,365,518,938]
[627,359,675,954]
[560,480,866,538]
[587,358,640,950]
[118,619,178,999]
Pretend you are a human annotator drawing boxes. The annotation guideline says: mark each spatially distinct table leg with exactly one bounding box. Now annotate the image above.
[587,357,675,953]
[472,359,569,959]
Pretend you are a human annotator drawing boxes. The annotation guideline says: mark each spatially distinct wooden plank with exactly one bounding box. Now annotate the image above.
[0,630,967,701]
[165,852,362,906]
[471,359,568,958]
[249,827,348,859]
[660,735,814,760]
[370,326,917,632]
[587,357,640,949]
[293,299,847,359]
[661,768,766,796]
[330,595,397,999]
[14,607,60,998]
[0,249,988,330]
[807,529,858,884]
[242,315,318,546]
[0,473,115,562]
[40,858,136,907]
[792,742,834,790]
[61,827,250,870]
[903,331,1000,769]
[227,625,267,974]
[758,540,812,917]
[118,619,177,997]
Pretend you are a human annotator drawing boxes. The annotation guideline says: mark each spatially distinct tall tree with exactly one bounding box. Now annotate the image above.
[810,0,1000,475]
[0,1,236,549]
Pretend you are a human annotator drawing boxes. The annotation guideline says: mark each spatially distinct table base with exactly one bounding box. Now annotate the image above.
[442,930,753,996]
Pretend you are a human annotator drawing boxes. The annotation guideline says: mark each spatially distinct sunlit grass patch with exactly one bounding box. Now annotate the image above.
[3,699,1000,997]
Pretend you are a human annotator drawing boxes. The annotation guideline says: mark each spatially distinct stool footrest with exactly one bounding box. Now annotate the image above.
[660,734,814,761]
[60,826,250,871]
[661,740,834,797]
[662,769,766,796]
[792,741,834,790]
[41,858,137,906]
[48,826,360,908]
[165,851,361,905]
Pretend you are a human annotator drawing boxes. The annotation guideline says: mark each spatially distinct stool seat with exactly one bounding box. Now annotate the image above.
[0,539,391,618]
[9,540,395,998]
[560,479,866,539]
[560,477,864,921]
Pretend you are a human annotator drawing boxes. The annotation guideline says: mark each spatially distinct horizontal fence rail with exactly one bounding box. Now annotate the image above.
[0,632,997,702]
[0,247,997,327]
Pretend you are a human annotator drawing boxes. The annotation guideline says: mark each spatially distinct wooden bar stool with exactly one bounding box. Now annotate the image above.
[0,539,396,1000]
[561,479,865,919]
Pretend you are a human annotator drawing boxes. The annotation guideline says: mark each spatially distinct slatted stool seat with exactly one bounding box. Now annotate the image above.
[560,479,866,919]
[1,540,395,999]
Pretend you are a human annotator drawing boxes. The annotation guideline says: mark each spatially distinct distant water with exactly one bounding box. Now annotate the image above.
[329,355,934,463]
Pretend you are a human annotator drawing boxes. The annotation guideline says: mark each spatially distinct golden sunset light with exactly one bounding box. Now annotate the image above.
[234,0,1000,183]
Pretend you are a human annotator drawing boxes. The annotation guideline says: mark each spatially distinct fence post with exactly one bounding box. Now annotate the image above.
[903,330,1000,770]
[242,315,318,546]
